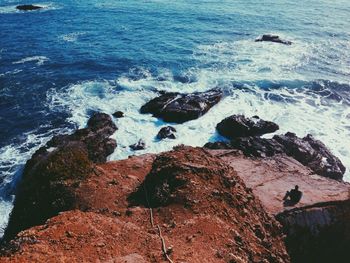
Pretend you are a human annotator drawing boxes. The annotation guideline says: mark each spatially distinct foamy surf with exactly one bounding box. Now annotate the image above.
[46,72,350,182]
[13,56,49,66]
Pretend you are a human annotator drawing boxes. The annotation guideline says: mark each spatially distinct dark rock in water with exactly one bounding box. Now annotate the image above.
[274,133,346,180]
[255,34,292,45]
[217,115,279,139]
[157,126,177,140]
[130,139,146,151]
[112,111,124,118]
[140,88,222,123]
[48,112,117,163]
[230,136,285,158]
[16,4,42,11]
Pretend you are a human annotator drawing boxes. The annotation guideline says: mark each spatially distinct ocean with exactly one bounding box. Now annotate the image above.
[0,0,349,236]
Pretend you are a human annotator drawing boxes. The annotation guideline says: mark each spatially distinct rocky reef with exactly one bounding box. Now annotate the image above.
[140,88,223,123]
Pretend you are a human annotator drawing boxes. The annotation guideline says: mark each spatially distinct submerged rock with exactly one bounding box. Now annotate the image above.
[130,139,146,151]
[217,115,279,139]
[16,5,42,11]
[140,88,222,123]
[255,34,292,45]
[157,126,177,140]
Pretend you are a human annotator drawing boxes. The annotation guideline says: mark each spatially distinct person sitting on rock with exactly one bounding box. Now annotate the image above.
[283,185,302,205]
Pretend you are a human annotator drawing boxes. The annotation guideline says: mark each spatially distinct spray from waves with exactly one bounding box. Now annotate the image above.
[47,70,350,181]
[58,32,86,43]
[12,56,49,66]
[0,126,71,237]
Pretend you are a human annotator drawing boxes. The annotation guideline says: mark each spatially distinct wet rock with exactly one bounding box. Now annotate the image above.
[217,115,279,139]
[16,5,42,11]
[130,139,146,151]
[157,126,177,140]
[112,111,124,118]
[47,112,117,163]
[230,136,285,158]
[140,88,222,123]
[255,34,292,45]
[274,133,346,180]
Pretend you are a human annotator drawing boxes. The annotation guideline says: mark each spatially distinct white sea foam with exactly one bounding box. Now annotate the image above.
[47,75,350,182]
[59,32,86,43]
[13,56,49,66]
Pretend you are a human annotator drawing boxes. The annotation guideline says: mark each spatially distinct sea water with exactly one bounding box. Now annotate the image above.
[1,0,350,236]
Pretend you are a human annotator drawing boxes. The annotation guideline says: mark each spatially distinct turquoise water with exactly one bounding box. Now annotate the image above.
[1,0,350,234]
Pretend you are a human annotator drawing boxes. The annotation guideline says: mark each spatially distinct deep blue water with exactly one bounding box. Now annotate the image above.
[1,0,350,234]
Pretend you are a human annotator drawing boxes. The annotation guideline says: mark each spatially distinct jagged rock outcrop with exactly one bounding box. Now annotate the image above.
[255,34,292,45]
[16,5,42,11]
[217,115,279,139]
[274,133,346,180]
[157,126,177,140]
[2,113,117,241]
[1,147,289,262]
[207,116,346,180]
[47,112,117,163]
[140,89,222,123]
[276,201,350,263]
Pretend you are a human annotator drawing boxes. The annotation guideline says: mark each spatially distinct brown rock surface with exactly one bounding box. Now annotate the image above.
[0,147,289,263]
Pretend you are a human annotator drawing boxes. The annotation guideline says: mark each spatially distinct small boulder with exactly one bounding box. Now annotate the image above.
[255,34,292,45]
[157,126,177,140]
[130,139,146,151]
[217,115,279,139]
[16,4,42,11]
[140,88,223,123]
[112,111,124,118]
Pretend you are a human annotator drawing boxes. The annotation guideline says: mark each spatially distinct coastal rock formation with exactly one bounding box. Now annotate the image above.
[277,201,350,263]
[140,88,223,123]
[16,5,42,11]
[2,113,116,241]
[274,133,346,181]
[208,115,345,180]
[47,112,117,163]
[157,126,177,140]
[129,139,146,150]
[255,34,292,45]
[217,115,279,139]
[0,147,289,262]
